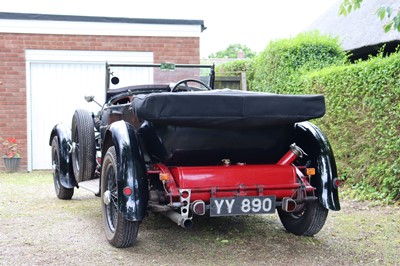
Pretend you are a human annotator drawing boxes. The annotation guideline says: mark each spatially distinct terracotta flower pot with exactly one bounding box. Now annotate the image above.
[3,157,21,173]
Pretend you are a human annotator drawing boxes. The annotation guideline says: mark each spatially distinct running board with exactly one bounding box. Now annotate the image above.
[78,178,100,196]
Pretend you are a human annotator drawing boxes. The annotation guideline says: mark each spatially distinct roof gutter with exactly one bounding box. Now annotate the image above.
[0,12,206,31]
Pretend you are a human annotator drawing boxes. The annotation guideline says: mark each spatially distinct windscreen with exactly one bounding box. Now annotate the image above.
[107,63,214,90]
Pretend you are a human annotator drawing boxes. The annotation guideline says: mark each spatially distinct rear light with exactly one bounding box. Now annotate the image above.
[159,173,169,181]
[306,168,316,176]
[281,197,297,212]
[191,200,205,215]
[332,178,341,189]
[123,186,133,197]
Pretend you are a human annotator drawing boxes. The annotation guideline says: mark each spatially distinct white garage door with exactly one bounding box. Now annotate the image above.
[26,50,153,170]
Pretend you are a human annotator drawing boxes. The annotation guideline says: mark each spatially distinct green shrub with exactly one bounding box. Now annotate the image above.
[252,31,347,93]
[215,59,254,75]
[303,52,400,201]
[215,59,256,88]
[217,32,399,201]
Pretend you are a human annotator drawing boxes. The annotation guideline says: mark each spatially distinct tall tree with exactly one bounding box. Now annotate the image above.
[340,0,400,32]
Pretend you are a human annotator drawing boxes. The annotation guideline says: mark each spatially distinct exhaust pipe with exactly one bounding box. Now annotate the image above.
[281,197,297,212]
[162,211,193,229]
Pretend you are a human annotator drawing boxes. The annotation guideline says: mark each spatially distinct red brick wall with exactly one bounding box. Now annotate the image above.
[0,33,200,172]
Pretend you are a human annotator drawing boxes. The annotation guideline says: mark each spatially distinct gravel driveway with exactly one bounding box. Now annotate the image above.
[0,172,399,265]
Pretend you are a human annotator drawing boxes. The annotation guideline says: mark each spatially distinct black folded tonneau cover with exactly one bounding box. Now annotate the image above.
[132,89,325,128]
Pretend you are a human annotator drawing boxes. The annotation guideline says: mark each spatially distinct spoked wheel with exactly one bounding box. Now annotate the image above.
[101,146,139,248]
[277,199,328,236]
[51,136,74,200]
[71,109,96,182]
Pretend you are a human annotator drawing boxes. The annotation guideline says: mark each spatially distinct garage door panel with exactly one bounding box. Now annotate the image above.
[30,63,105,169]
[28,50,153,170]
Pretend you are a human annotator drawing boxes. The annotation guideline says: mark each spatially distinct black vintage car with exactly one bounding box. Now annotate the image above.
[49,62,340,248]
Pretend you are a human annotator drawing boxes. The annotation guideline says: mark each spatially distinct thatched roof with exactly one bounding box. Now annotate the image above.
[308,0,400,58]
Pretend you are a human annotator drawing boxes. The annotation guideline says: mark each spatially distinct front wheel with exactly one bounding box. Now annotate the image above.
[277,199,328,236]
[101,146,139,248]
[51,136,74,200]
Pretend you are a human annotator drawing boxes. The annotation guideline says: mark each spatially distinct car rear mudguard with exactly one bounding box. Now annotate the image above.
[49,124,77,188]
[294,121,340,211]
[102,121,148,221]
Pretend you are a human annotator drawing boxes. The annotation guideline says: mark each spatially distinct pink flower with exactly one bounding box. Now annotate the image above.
[7,137,17,144]
[1,137,20,158]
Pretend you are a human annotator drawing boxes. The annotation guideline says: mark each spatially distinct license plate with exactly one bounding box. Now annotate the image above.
[210,196,276,217]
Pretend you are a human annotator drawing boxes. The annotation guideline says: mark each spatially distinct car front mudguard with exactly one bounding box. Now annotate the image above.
[102,121,148,221]
[294,121,340,211]
[49,124,77,188]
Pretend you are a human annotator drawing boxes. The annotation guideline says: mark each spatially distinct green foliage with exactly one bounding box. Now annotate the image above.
[251,31,347,93]
[215,58,254,76]
[303,52,400,202]
[375,6,400,32]
[339,0,363,15]
[209,44,257,59]
[215,59,256,89]
[240,31,400,202]
[340,0,400,32]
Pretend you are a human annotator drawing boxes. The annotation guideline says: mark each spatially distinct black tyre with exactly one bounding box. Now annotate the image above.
[51,136,74,200]
[101,146,139,248]
[277,199,328,236]
[71,109,96,182]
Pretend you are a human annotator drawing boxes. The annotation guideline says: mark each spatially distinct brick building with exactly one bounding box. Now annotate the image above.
[0,12,205,171]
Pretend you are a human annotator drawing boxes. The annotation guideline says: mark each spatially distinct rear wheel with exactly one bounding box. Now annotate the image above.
[101,146,139,248]
[51,136,74,200]
[277,199,328,236]
[71,109,96,182]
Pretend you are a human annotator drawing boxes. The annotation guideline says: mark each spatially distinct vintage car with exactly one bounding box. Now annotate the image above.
[49,62,340,248]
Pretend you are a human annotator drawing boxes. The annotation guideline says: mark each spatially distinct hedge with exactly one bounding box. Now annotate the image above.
[217,32,400,201]
[251,31,347,93]
[303,53,400,201]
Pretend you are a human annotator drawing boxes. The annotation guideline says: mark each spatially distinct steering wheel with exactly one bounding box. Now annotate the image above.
[171,79,212,92]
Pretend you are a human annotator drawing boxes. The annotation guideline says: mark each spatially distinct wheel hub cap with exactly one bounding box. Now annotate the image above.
[103,190,111,205]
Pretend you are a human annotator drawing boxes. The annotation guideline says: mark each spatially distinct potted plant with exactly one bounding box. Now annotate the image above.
[1,137,21,173]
